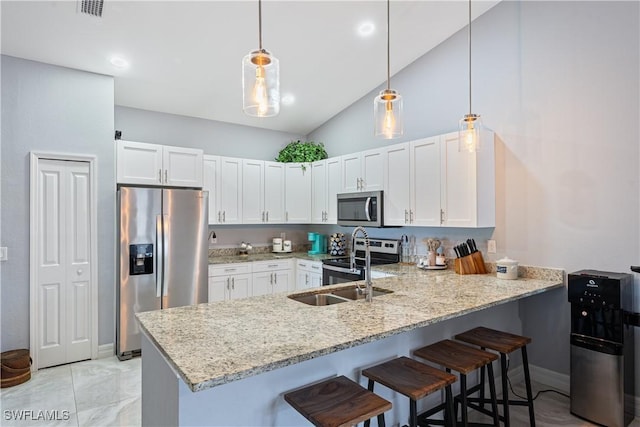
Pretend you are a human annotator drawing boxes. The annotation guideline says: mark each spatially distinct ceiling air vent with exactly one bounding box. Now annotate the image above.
[78,0,104,17]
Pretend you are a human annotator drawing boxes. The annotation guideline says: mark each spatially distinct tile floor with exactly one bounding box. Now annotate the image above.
[1,356,638,427]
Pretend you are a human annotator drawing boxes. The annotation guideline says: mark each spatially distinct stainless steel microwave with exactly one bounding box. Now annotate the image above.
[336,191,384,227]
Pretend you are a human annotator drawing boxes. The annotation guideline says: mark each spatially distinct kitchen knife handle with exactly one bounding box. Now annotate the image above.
[364,197,372,221]
[155,215,163,298]
[162,214,170,297]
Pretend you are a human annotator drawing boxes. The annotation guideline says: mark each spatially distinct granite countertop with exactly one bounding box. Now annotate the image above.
[209,251,337,265]
[136,266,564,393]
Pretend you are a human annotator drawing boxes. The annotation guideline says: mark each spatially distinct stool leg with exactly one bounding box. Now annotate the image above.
[460,374,468,427]
[445,385,455,427]
[410,399,418,427]
[500,353,510,427]
[377,413,386,427]
[522,346,536,427]
[479,347,486,410]
[486,363,500,427]
[364,380,375,427]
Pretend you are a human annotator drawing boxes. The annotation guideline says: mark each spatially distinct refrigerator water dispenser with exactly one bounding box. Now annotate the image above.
[129,244,154,275]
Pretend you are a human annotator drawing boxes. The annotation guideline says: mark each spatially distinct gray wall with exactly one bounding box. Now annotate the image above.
[1,55,115,350]
[310,0,640,381]
[115,106,304,161]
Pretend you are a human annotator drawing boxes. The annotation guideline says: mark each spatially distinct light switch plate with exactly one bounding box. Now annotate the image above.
[487,240,496,254]
[0,247,7,261]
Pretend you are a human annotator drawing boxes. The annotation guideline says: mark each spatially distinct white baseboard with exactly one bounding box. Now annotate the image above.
[97,343,114,359]
[529,364,569,394]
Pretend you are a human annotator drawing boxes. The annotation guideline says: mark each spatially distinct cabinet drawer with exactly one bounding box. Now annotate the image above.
[296,260,322,272]
[209,263,252,276]
[252,259,292,273]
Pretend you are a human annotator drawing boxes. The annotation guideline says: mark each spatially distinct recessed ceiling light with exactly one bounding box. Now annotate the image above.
[357,21,375,37]
[110,56,129,68]
[281,94,295,106]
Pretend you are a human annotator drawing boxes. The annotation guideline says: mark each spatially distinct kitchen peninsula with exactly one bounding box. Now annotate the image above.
[136,266,563,426]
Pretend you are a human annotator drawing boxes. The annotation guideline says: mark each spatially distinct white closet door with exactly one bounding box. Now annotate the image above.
[36,159,91,368]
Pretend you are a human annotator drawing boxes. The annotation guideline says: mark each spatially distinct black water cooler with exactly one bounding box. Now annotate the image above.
[568,270,635,427]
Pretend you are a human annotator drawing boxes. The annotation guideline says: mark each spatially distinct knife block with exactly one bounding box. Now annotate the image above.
[454,251,487,275]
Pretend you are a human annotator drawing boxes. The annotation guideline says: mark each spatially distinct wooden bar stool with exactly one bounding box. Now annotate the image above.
[454,327,535,427]
[362,356,457,427]
[284,375,392,427]
[413,340,500,427]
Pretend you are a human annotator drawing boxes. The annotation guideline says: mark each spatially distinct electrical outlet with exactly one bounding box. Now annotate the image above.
[487,240,496,254]
[0,247,7,261]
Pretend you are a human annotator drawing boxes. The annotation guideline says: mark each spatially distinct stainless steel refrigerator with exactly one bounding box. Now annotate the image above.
[116,187,208,360]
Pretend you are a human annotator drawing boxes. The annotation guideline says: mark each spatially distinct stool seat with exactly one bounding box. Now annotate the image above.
[284,375,391,427]
[363,357,457,427]
[414,339,498,374]
[454,327,531,354]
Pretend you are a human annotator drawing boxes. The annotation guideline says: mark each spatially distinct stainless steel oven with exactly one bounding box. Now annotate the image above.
[337,191,384,227]
[322,237,400,285]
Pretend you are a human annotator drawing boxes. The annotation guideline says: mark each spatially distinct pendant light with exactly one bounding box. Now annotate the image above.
[459,0,482,152]
[374,0,403,139]
[242,0,280,117]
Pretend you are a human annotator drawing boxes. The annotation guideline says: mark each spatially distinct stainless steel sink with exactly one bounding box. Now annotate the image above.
[288,285,393,306]
[288,293,350,306]
[331,286,393,301]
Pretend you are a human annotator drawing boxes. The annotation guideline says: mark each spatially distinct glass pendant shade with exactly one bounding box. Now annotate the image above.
[242,49,280,117]
[458,113,482,152]
[374,89,403,139]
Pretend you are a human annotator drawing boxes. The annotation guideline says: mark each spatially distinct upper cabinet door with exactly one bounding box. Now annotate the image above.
[341,153,361,192]
[361,148,384,191]
[116,140,163,186]
[440,130,495,227]
[264,161,285,223]
[410,137,441,226]
[162,145,204,188]
[311,160,327,224]
[285,163,311,223]
[325,157,342,224]
[203,155,220,225]
[219,157,243,224]
[242,159,265,224]
[384,143,411,226]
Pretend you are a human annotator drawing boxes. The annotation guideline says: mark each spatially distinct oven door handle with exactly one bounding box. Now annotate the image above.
[323,264,362,275]
[364,197,372,221]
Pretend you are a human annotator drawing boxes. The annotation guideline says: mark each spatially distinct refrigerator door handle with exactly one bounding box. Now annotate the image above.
[155,215,163,298]
[162,214,170,297]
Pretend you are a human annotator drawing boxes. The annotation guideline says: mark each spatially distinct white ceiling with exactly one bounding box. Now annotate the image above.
[1,1,500,135]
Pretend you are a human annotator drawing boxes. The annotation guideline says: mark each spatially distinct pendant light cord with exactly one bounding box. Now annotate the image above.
[258,0,263,50]
[468,0,472,115]
[386,0,391,91]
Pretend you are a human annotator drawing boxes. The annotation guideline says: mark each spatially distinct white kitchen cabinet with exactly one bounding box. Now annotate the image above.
[252,259,293,295]
[203,155,219,225]
[284,163,312,223]
[384,143,410,226]
[264,161,285,223]
[410,137,441,226]
[208,263,252,302]
[296,260,323,289]
[217,157,243,224]
[341,149,384,192]
[242,159,265,224]
[439,130,495,227]
[116,140,203,187]
[312,157,342,224]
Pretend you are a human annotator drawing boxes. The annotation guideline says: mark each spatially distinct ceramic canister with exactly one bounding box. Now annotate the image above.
[272,238,283,252]
[496,257,518,280]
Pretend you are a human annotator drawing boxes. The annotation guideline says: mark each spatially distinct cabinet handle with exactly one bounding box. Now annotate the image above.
[262,211,265,222]
[274,274,277,285]
[440,209,445,224]
[224,268,236,272]
[305,274,309,285]
[269,273,273,285]
[266,211,269,222]
[158,169,162,184]
[231,277,235,290]
[404,209,408,224]
[410,210,414,223]
[223,211,226,222]
[226,277,230,290]
[164,170,168,183]
[218,211,221,222]
[286,212,289,222]
[268,264,278,268]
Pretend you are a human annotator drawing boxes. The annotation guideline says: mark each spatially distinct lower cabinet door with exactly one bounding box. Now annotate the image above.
[228,274,252,300]
[208,276,228,303]
[252,272,272,297]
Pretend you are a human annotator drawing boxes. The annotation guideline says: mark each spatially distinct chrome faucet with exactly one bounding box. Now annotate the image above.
[350,226,372,302]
